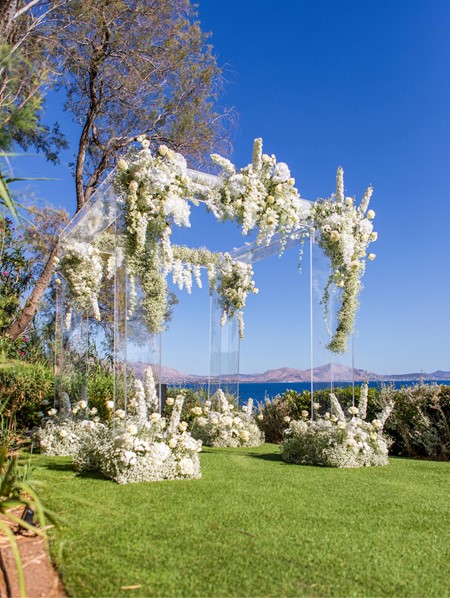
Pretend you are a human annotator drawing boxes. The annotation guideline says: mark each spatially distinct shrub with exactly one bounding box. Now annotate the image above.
[256,389,311,443]
[257,386,381,444]
[282,386,394,468]
[381,384,450,460]
[0,361,54,429]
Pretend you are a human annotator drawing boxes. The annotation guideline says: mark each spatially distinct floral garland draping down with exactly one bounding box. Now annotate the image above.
[312,167,377,353]
[282,384,394,468]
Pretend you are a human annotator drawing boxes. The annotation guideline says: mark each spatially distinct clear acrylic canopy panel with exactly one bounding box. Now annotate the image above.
[310,233,355,411]
[55,168,355,411]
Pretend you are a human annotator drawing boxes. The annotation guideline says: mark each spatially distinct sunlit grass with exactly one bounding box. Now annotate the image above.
[32,445,449,597]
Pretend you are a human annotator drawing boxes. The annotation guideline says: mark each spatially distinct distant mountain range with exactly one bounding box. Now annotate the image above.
[130,362,450,384]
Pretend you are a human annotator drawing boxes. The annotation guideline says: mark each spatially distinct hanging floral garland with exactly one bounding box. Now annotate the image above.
[311,167,377,353]
[58,241,103,322]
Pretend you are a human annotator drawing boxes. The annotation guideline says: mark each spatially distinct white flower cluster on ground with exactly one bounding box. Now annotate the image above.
[282,385,394,468]
[35,399,101,456]
[74,393,202,484]
[191,389,264,448]
[311,167,377,353]
[37,369,202,484]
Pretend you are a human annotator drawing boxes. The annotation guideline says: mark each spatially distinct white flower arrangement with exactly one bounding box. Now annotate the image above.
[58,137,376,353]
[59,241,103,322]
[311,167,377,353]
[216,254,258,338]
[74,392,202,484]
[281,384,394,468]
[191,389,264,448]
[37,377,202,484]
[207,138,311,252]
[35,398,102,456]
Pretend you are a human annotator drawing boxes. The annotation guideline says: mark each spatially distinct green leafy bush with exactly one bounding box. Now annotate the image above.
[256,389,311,443]
[86,364,115,421]
[164,387,204,428]
[0,361,54,429]
[381,384,450,460]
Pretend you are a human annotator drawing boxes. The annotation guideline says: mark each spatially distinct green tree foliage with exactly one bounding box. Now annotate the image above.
[51,0,233,208]
[0,1,67,160]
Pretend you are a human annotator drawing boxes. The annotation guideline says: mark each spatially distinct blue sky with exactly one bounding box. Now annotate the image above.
[12,0,450,375]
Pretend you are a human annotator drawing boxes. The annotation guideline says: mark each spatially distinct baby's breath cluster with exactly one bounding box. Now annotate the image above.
[59,242,103,322]
[282,384,394,468]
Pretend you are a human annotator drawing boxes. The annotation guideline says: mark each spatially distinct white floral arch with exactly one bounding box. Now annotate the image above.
[59,137,376,357]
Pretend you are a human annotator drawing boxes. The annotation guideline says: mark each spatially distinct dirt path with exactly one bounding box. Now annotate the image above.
[0,514,67,598]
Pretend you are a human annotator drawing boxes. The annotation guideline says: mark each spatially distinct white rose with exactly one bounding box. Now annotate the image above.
[78,400,87,410]
[168,438,178,449]
[106,400,114,410]
[367,209,375,219]
[166,397,175,406]
[240,430,250,442]
[257,414,264,421]
[368,253,376,261]
[150,413,161,422]
[330,230,341,242]
[117,158,128,172]
[126,424,138,435]
[177,457,194,476]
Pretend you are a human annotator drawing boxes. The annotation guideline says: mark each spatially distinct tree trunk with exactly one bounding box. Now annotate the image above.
[0,0,18,41]
[4,241,58,340]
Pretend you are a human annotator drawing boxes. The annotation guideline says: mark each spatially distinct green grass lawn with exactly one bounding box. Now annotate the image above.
[32,444,449,597]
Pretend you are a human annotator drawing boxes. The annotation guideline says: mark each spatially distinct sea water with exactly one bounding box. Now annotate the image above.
[171,380,450,405]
